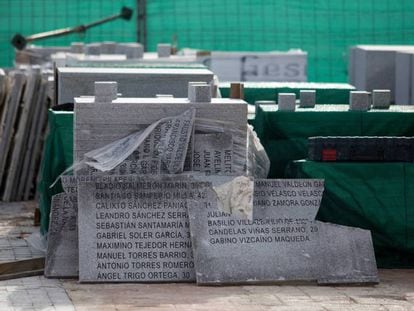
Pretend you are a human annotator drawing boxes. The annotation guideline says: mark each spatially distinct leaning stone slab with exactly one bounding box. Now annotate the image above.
[44,175,96,278]
[45,192,78,278]
[188,179,379,285]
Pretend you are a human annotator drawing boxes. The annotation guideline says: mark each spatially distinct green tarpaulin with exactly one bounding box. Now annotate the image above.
[286,160,414,268]
[219,82,355,105]
[255,105,414,177]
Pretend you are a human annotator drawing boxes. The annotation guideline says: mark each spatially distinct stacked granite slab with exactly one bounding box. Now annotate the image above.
[15,42,144,66]
[349,45,414,102]
[0,69,52,201]
[56,67,214,104]
[308,137,414,162]
[45,81,378,285]
[45,82,249,279]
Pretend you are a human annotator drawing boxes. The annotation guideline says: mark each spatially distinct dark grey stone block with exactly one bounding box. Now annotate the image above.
[188,82,211,103]
[57,67,214,104]
[71,42,84,54]
[45,193,78,278]
[94,81,118,103]
[308,136,414,162]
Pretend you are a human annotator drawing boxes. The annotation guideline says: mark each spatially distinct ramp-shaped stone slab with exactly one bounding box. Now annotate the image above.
[188,179,379,285]
[44,175,91,278]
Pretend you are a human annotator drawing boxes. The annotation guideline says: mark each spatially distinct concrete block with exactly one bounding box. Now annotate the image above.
[299,90,316,108]
[372,89,391,109]
[278,93,296,111]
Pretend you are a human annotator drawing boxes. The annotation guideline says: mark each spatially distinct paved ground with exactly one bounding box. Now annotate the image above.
[0,270,413,310]
[0,201,43,263]
[0,201,413,311]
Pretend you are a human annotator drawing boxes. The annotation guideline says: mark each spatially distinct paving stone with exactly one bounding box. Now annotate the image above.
[372,89,391,109]
[94,81,118,103]
[188,82,211,103]
[349,91,370,111]
[299,90,316,108]
[45,193,78,278]
[157,44,172,58]
[278,93,296,111]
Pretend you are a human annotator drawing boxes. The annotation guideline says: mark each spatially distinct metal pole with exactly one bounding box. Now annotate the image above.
[137,0,147,51]
[11,7,133,50]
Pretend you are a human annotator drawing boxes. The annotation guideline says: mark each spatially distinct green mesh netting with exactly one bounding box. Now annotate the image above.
[145,0,414,82]
[2,1,414,82]
[0,0,136,67]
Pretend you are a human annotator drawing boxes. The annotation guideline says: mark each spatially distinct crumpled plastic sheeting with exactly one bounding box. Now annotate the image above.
[85,108,195,174]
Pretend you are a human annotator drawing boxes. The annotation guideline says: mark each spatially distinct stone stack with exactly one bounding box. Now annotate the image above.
[45,81,379,285]
[0,69,52,201]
